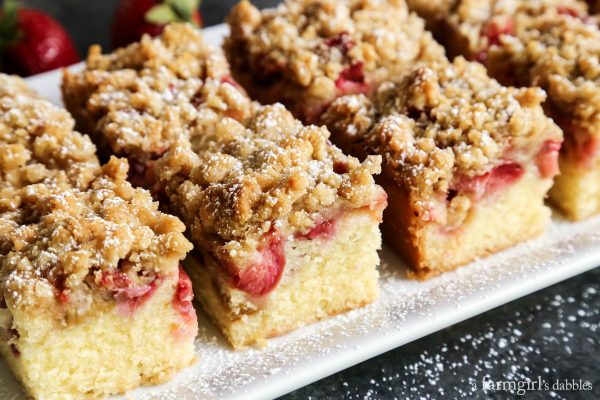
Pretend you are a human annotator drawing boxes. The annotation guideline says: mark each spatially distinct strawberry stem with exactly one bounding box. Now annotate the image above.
[144,0,200,27]
[0,0,20,52]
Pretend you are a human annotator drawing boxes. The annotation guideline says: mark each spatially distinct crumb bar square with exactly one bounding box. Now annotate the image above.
[434,0,600,219]
[62,23,252,188]
[224,0,445,123]
[0,75,196,400]
[322,58,563,278]
[156,104,387,348]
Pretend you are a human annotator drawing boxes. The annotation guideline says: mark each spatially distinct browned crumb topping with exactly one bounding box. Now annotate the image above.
[1,157,192,317]
[62,23,252,162]
[0,74,99,212]
[157,103,385,266]
[444,0,599,133]
[225,0,444,100]
[322,58,561,200]
[488,11,600,134]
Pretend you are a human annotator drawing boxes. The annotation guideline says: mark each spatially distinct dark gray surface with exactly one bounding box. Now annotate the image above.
[20,0,279,55]
[11,1,600,399]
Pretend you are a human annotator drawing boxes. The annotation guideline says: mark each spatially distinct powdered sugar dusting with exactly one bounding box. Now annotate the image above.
[0,203,598,400]
[19,213,590,400]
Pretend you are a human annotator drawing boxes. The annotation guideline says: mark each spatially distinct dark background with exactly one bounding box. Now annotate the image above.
[8,1,600,398]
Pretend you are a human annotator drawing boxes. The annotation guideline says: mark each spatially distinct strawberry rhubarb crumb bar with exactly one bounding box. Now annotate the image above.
[156,104,387,348]
[62,23,251,188]
[322,58,563,278]
[224,0,444,123]
[0,75,196,399]
[435,1,600,219]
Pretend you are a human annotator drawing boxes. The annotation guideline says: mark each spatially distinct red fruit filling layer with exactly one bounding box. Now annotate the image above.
[557,6,582,18]
[324,32,354,54]
[536,140,562,178]
[173,266,195,322]
[296,219,337,241]
[476,16,514,62]
[566,132,600,168]
[335,62,369,96]
[127,156,162,189]
[100,270,161,316]
[221,74,243,90]
[232,235,285,296]
[53,273,70,304]
[482,16,514,47]
[452,162,524,201]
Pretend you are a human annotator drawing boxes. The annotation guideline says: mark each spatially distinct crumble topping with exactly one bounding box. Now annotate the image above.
[62,23,252,162]
[444,0,599,135]
[322,57,561,203]
[225,0,444,102]
[0,74,99,212]
[487,10,600,135]
[0,157,192,318]
[157,103,385,268]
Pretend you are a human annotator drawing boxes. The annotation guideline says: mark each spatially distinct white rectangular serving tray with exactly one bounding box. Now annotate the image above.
[1,24,599,400]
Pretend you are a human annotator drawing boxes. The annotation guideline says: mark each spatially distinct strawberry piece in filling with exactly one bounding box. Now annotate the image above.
[552,114,599,167]
[100,270,161,316]
[557,6,582,18]
[335,62,369,96]
[296,219,337,241]
[324,32,354,54]
[536,140,562,178]
[482,16,514,47]
[173,266,195,322]
[53,274,70,304]
[221,74,243,90]
[127,156,164,189]
[453,162,524,201]
[233,235,285,296]
[569,133,600,168]
[476,16,514,62]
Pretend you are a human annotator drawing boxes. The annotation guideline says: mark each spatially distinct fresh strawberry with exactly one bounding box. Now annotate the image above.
[111,0,202,49]
[0,0,78,77]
